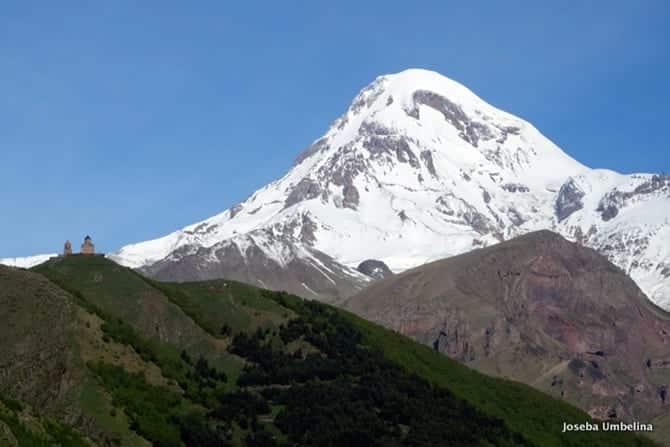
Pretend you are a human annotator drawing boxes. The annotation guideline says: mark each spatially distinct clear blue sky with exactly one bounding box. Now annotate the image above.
[2,1,668,257]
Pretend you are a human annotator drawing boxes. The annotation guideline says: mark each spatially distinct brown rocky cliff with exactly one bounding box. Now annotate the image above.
[345,230,670,425]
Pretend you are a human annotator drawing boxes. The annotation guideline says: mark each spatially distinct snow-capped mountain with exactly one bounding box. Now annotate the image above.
[109,69,670,308]
[0,254,57,269]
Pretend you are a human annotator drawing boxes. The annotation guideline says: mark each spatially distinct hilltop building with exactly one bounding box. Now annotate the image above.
[81,236,95,255]
[63,240,72,256]
[62,236,101,257]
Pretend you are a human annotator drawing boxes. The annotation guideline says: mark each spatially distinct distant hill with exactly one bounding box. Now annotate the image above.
[345,230,670,443]
[0,256,658,446]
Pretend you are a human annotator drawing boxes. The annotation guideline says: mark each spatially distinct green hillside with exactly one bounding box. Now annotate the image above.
[341,307,651,447]
[0,394,93,447]
[0,256,654,445]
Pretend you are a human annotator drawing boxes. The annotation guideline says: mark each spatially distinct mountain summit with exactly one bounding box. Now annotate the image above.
[109,68,670,307]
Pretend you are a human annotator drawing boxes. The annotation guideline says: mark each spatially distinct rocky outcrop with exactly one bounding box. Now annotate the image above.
[345,231,670,426]
[596,191,622,221]
[109,69,670,310]
[356,259,393,280]
[285,178,322,209]
[596,174,670,222]
[410,90,494,147]
[502,183,530,193]
[293,137,329,166]
[435,193,495,234]
[362,135,417,167]
[555,178,585,222]
[142,234,369,302]
[420,150,437,178]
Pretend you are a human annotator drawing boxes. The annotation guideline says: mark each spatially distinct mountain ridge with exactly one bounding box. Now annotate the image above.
[0,255,661,446]
[112,68,670,308]
[4,68,668,308]
[344,230,670,433]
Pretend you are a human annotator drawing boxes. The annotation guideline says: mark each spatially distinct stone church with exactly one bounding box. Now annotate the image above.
[63,236,97,256]
[81,235,95,255]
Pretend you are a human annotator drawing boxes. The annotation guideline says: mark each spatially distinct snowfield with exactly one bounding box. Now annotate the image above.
[5,69,668,308]
[0,254,57,269]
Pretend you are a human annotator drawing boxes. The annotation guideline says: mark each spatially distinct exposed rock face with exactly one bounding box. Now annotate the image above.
[141,233,369,302]
[435,193,495,235]
[356,259,393,280]
[636,174,670,195]
[596,191,621,221]
[342,184,360,210]
[420,151,437,178]
[345,231,670,425]
[596,175,670,222]
[285,178,321,209]
[362,136,417,167]
[502,183,530,193]
[109,69,670,308]
[410,90,494,148]
[294,137,329,166]
[229,203,244,219]
[555,178,585,222]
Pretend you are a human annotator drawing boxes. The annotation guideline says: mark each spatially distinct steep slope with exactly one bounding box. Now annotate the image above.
[0,266,81,416]
[0,258,658,446]
[33,256,250,380]
[20,255,293,445]
[109,68,670,308]
[16,255,296,445]
[0,394,94,447]
[0,264,168,446]
[139,236,369,301]
[556,171,670,309]
[344,230,670,436]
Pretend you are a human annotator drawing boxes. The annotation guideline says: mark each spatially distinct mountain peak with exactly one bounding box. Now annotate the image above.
[351,68,527,131]
[107,70,669,310]
[355,68,492,110]
[294,68,584,189]
[381,68,490,107]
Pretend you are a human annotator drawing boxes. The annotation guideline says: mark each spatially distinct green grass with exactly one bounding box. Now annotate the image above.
[272,292,657,447]
[89,362,185,447]
[77,379,149,447]
[37,262,203,394]
[0,394,94,447]
[26,256,661,446]
[349,310,656,447]
[147,278,293,336]
[33,257,235,408]
[34,256,160,323]
[34,256,245,385]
